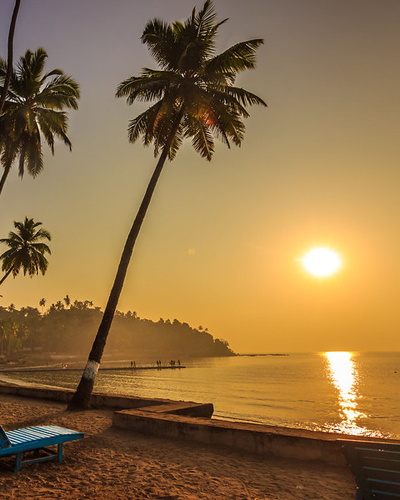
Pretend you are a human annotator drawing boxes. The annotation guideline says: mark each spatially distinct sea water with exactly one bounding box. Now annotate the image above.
[2,352,400,439]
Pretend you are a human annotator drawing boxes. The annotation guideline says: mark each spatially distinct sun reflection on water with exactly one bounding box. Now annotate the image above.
[324,351,367,435]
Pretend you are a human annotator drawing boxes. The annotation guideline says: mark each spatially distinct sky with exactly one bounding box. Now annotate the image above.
[1,0,400,353]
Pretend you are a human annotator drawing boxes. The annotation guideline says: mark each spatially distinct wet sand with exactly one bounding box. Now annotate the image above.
[0,393,356,499]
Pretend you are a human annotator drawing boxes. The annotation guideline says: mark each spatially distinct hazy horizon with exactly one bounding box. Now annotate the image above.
[1,0,400,354]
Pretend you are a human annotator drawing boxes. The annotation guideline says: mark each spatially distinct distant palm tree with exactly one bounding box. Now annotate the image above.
[64,295,71,308]
[68,0,266,410]
[0,47,80,197]
[0,217,51,285]
[39,297,46,313]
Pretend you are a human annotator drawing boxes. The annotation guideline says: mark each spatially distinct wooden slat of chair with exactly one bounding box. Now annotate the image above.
[341,440,400,500]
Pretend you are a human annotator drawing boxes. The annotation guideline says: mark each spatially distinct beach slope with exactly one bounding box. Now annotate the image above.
[0,394,355,499]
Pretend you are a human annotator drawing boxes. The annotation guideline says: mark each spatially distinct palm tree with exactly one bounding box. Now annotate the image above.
[0,0,21,115]
[39,297,46,314]
[68,0,266,410]
[64,294,71,308]
[0,217,51,285]
[0,47,80,197]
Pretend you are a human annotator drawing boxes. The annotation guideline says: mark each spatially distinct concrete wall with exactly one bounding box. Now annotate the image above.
[0,383,213,417]
[113,408,348,466]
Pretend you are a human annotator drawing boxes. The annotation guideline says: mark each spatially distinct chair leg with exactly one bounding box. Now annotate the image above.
[15,453,22,472]
[57,443,64,463]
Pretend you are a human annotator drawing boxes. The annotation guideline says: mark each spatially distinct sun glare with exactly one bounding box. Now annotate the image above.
[300,247,342,278]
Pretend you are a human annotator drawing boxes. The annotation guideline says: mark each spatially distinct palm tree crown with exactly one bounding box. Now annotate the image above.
[0,47,80,195]
[0,217,51,285]
[116,0,266,160]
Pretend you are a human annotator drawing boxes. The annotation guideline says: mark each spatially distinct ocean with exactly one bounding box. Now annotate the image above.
[2,351,399,439]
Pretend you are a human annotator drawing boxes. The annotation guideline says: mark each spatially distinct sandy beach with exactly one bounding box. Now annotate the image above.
[0,393,357,499]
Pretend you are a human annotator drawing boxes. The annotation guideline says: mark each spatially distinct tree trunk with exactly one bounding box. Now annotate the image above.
[0,0,21,115]
[0,267,13,286]
[0,160,12,198]
[67,108,184,410]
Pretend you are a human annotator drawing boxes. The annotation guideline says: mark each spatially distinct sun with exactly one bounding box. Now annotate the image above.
[300,247,342,278]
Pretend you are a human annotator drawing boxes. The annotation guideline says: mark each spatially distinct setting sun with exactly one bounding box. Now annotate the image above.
[300,247,342,278]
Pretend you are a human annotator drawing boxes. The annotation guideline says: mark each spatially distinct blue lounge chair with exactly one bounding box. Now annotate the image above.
[341,439,400,499]
[0,424,84,472]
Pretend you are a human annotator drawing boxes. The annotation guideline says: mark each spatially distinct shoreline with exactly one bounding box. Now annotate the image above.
[0,390,356,499]
[1,381,398,465]
[0,374,397,443]
[0,365,186,373]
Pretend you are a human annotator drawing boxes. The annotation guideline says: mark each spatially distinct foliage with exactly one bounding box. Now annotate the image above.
[0,47,80,196]
[0,217,51,285]
[116,0,266,160]
[0,299,235,361]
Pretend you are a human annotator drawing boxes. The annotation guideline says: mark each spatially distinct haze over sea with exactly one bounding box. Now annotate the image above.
[3,352,399,440]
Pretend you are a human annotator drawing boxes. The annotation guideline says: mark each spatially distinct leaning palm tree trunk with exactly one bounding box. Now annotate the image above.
[0,267,13,286]
[0,160,12,198]
[0,0,21,115]
[68,110,184,410]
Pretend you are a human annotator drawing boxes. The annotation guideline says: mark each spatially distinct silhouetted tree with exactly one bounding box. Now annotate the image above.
[68,0,265,410]
[0,217,51,285]
[0,48,80,197]
[39,297,46,313]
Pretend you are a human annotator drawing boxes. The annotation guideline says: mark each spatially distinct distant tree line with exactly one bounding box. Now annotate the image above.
[0,298,235,362]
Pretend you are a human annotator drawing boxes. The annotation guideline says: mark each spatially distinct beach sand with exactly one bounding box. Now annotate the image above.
[0,393,355,499]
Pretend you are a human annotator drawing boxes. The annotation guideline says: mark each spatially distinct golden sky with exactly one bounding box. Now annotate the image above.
[1,0,400,353]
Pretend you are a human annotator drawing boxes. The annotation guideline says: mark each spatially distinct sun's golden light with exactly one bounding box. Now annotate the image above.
[323,351,366,435]
[300,247,342,278]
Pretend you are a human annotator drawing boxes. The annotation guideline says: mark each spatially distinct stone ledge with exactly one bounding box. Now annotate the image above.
[0,383,213,417]
[138,402,214,417]
[113,409,348,466]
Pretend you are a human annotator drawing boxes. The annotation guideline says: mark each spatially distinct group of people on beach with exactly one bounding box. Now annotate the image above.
[128,360,181,369]
[156,360,180,368]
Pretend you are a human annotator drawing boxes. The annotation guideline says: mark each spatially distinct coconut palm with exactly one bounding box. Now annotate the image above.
[39,297,46,313]
[68,0,266,410]
[0,217,51,285]
[0,47,80,197]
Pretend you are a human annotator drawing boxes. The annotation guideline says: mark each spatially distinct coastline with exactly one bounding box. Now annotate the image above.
[0,390,356,499]
[1,354,398,442]
[0,365,187,373]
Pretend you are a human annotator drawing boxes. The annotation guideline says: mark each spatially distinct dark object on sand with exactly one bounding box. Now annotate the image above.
[341,439,400,499]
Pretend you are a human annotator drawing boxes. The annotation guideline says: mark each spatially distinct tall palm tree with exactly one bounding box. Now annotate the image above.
[0,47,80,197]
[68,0,266,410]
[0,217,51,285]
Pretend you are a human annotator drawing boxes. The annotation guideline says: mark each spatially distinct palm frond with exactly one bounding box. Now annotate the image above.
[206,39,264,75]
[141,19,177,70]
[127,102,161,145]
[41,68,64,80]
[24,133,43,177]
[116,72,177,104]
[37,77,80,110]
[223,86,267,108]
[184,115,215,160]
